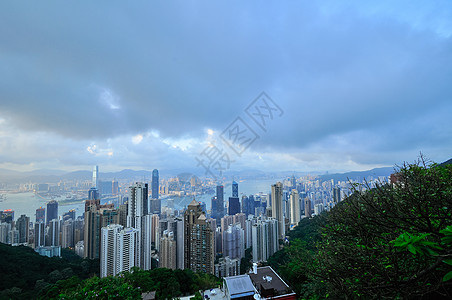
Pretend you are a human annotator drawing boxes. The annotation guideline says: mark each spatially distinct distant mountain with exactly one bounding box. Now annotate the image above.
[439,158,452,167]
[99,169,153,181]
[4,162,449,185]
[319,166,394,182]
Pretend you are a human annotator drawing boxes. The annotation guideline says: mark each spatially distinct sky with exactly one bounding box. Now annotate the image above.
[0,1,451,175]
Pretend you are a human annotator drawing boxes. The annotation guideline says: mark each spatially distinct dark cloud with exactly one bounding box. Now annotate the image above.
[0,1,451,171]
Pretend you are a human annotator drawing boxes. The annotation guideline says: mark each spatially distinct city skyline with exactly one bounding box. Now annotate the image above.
[1,2,452,175]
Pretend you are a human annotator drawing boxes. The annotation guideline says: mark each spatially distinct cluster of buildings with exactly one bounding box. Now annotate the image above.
[1,166,383,285]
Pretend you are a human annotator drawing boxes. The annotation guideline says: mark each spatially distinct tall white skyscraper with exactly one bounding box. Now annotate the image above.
[48,218,60,246]
[127,182,149,228]
[271,182,285,240]
[175,217,184,269]
[61,220,74,248]
[222,223,245,260]
[289,189,300,226]
[34,221,45,248]
[101,224,121,278]
[101,224,139,278]
[251,217,278,263]
[137,214,153,270]
[93,165,98,189]
[127,182,152,270]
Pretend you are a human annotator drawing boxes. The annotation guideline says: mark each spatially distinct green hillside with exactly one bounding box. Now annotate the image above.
[0,245,98,300]
[269,159,452,299]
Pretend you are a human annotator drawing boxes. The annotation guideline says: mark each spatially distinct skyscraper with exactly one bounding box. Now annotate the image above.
[211,196,218,221]
[36,207,45,223]
[136,214,153,270]
[0,209,14,223]
[160,230,176,270]
[251,217,279,263]
[290,175,296,189]
[184,199,215,274]
[152,169,159,199]
[84,203,100,259]
[222,223,245,260]
[63,209,76,222]
[214,185,224,223]
[34,221,45,248]
[127,182,152,270]
[232,181,238,198]
[48,218,60,246]
[101,224,121,278]
[175,217,184,269]
[333,186,341,204]
[16,214,30,244]
[271,182,285,240]
[228,197,240,216]
[8,228,19,245]
[241,195,255,217]
[101,224,139,278]
[228,181,240,215]
[46,200,58,225]
[289,189,300,226]
[112,180,119,195]
[88,187,99,201]
[61,219,74,248]
[150,198,161,216]
[304,197,312,218]
[93,165,98,188]
[128,182,149,226]
[0,223,11,244]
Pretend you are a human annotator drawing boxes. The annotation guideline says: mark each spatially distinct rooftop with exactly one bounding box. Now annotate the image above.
[248,266,295,298]
[224,275,255,299]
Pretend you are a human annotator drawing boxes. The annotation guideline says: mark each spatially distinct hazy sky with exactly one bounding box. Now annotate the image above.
[1,1,451,175]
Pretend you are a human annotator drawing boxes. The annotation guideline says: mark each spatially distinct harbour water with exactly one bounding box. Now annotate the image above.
[0,178,281,220]
[0,192,85,221]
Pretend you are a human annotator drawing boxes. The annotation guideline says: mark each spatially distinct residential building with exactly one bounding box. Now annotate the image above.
[184,199,215,274]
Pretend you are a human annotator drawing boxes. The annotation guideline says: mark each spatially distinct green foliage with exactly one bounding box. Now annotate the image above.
[40,268,220,300]
[190,291,203,300]
[240,247,253,274]
[391,232,442,256]
[0,244,98,300]
[57,276,141,300]
[268,159,452,299]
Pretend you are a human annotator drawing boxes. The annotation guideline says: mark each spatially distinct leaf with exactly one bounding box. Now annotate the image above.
[440,226,452,235]
[407,244,417,255]
[443,259,452,266]
[443,271,452,282]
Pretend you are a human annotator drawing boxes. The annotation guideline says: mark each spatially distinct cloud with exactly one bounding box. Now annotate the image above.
[0,1,451,172]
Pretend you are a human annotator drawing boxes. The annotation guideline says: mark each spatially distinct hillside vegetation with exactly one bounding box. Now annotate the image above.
[0,242,219,300]
[0,246,98,300]
[269,159,452,299]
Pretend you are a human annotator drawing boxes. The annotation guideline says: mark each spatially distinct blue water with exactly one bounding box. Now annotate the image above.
[0,192,85,221]
[0,178,281,221]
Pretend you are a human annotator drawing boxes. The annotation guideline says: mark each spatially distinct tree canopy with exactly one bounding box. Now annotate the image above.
[0,244,98,300]
[42,267,220,300]
[270,159,452,299]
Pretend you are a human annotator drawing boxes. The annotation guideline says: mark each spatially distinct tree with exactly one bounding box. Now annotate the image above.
[57,276,141,300]
[240,247,253,274]
[316,159,452,298]
[268,158,452,299]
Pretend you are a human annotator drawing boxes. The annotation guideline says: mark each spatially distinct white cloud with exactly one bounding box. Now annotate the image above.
[99,87,121,110]
[0,1,451,173]
[132,134,143,145]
